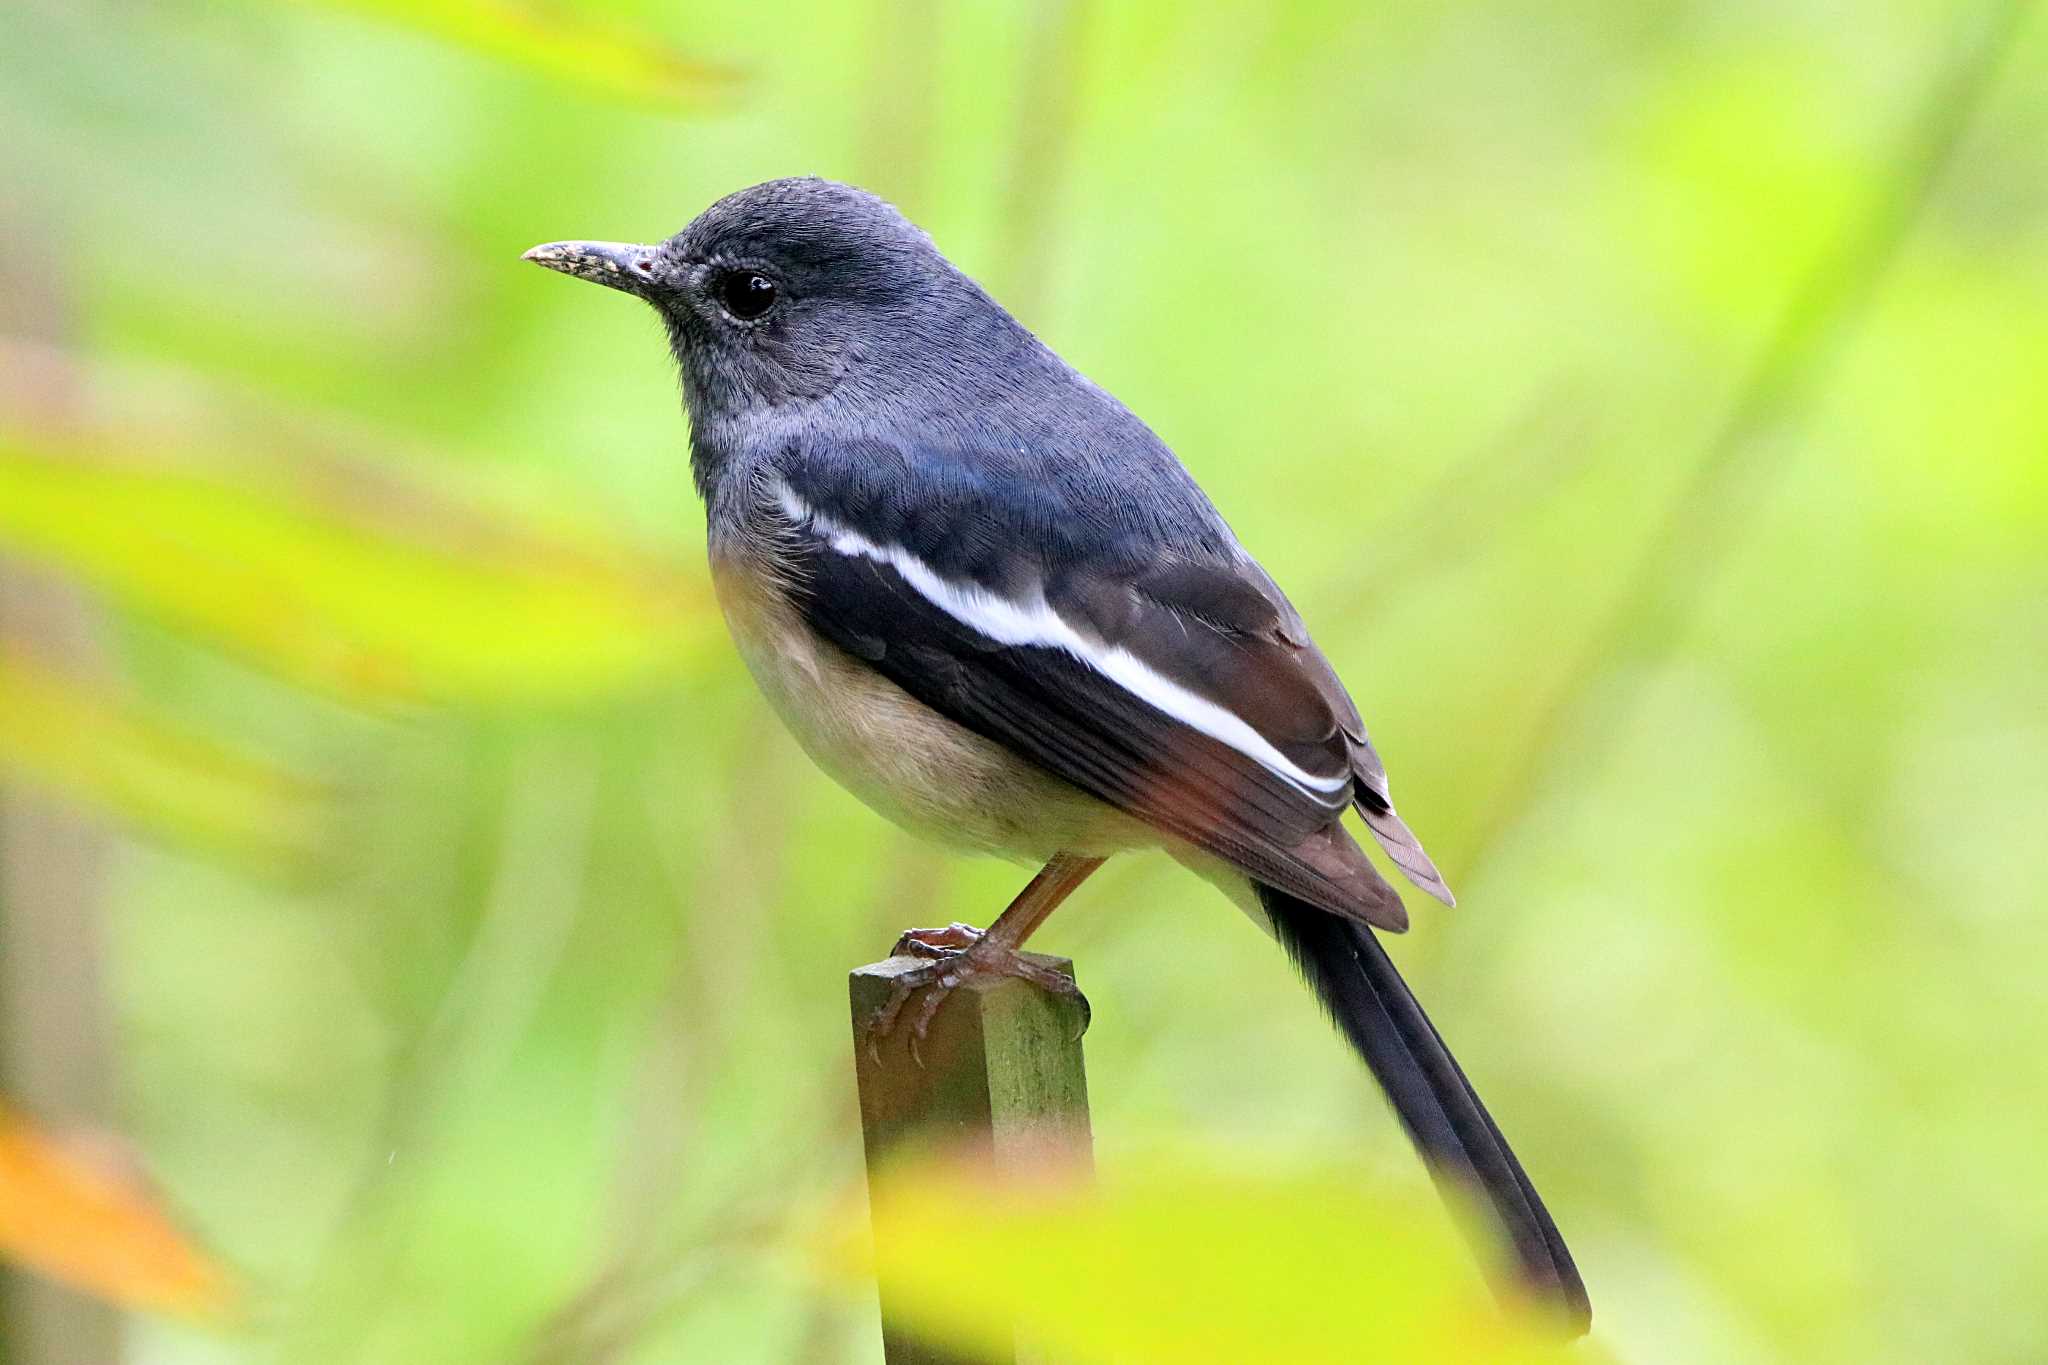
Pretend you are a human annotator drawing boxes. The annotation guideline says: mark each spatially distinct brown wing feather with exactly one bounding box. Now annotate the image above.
[1122,555,1457,908]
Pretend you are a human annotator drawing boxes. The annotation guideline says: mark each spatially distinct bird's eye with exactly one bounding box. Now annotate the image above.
[715,271,779,321]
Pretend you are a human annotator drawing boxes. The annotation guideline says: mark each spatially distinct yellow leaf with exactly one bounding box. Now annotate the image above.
[823,1146,1594,1364]
[300,0,744,113]
[0,1104,234,1320]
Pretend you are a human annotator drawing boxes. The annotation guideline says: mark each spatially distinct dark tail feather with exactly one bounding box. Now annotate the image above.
[1258,883,1592,1336]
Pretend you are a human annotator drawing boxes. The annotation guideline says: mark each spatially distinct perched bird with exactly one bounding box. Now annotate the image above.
[526,177,1589,1333]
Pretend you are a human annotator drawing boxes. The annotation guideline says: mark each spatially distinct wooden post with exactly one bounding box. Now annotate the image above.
[849,952,1092,1365]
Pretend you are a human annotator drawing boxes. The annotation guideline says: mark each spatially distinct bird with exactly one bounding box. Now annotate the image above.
[524,176,1590,1334]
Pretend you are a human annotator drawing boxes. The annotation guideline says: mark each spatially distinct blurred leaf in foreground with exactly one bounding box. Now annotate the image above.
[0,652,323,869]
[298,0,744,113]
[0,421,715,707]
[0,1104,235,1320]
[822,1147,1600,1365]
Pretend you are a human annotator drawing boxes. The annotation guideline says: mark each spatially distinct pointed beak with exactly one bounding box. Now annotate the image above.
[521,240,661,296]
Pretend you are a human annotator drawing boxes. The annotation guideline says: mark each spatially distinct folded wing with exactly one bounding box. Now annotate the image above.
[770,444,1449,928]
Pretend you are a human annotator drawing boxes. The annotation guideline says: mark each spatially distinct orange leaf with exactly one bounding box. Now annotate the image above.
[0,1105,234,1319]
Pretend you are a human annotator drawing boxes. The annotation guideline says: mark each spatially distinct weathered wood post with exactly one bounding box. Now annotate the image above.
[849,952,1092,1365]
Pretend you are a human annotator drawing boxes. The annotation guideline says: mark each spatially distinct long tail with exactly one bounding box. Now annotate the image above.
[1256,882,1592,1336]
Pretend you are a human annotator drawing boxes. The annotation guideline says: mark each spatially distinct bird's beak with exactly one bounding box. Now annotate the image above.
[521,240,661,296]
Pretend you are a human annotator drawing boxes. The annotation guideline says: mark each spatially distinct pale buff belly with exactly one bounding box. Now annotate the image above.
[710,551,1158,864]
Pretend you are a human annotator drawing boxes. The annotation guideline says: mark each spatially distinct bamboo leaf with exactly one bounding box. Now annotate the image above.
[0,429,717,705]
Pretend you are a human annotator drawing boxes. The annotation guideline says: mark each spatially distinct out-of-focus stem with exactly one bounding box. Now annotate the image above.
[0,204,122,1365]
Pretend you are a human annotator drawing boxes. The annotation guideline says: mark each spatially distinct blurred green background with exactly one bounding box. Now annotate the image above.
[2,0,2044,1360]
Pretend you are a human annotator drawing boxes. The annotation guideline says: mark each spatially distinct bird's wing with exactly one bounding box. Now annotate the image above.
[1222,555,1457,907]
[768,442,1448,928]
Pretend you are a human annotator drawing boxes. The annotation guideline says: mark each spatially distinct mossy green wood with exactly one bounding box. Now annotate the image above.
[850,953,1093,1365]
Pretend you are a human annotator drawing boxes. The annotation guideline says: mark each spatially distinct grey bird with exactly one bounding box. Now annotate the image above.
[525,176,1590,1334]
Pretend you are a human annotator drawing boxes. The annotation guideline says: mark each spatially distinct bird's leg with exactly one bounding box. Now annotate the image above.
[863,853,1105,1064]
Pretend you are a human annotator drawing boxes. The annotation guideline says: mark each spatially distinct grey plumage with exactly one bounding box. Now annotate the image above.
[525,176,1587,1334]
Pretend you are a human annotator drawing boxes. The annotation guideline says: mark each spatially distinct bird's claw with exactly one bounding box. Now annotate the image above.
[892,922,983,958]
[861,926,1089,1067]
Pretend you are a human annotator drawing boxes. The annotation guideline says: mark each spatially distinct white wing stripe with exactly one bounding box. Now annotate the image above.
[777,483,1350,798]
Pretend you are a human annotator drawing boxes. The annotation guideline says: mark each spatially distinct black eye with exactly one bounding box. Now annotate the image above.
[715,271,778,320]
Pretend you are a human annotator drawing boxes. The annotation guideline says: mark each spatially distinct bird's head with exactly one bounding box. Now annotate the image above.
[525,178,979,425]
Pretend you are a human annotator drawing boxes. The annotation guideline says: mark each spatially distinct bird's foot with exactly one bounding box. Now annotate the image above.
[861,924,1089,1066]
